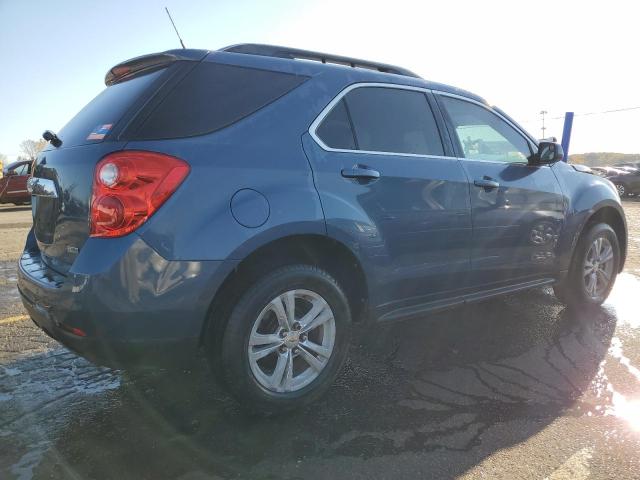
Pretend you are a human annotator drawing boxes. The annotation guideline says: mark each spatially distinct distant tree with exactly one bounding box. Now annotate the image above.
[19,139,47,162]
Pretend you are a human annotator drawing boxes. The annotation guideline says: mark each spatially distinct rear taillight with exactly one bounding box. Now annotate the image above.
[90,151,189,238]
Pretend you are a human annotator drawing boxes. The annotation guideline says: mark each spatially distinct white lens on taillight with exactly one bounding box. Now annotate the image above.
[99,162,119,187]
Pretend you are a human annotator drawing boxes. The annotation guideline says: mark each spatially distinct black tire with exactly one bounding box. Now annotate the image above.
[215,264,351,415]
[554,223,620,309]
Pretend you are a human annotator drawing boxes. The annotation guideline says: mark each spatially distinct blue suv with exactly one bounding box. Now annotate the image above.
[19,44,627,413]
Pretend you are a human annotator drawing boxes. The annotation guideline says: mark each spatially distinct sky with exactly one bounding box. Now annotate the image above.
[1,0,640,162]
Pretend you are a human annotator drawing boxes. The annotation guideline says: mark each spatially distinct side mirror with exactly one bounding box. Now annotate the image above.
[4,170,16,176]
[531,141,564,165]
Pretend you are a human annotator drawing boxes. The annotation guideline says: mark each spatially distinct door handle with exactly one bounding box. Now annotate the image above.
[473,177,500,190]
[341,166,380,180]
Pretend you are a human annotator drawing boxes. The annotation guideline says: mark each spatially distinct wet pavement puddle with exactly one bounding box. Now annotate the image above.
[0,274,639,478]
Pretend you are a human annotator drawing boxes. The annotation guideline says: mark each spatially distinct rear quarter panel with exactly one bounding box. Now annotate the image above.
[126,68,339,262]
[127,55,418,263]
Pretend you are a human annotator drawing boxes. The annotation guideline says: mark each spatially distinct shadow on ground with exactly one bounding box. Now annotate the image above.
[1,285,625,479]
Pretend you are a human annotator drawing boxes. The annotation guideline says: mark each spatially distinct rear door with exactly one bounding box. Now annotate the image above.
[436,93,565,287]
[303,84,472,317]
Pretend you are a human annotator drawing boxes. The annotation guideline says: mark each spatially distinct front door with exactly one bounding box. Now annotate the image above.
[303,85,472,317]
[436,94,565,288]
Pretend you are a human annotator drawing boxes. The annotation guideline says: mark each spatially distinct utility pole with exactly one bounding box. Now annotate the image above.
[540,110,548,139]
[561,112,574,162]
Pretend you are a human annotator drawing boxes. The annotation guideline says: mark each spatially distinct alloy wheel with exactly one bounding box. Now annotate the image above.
[247,289,336,393]
[583,236,615,299]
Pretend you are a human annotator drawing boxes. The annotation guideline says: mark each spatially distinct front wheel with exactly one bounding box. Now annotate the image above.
[216,265,351,414]
[554,223,620,309]
[614,183,627,198]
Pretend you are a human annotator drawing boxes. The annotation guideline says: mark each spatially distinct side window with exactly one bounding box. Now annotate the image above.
[316,99,356,150]
[345,87,444,156]
[439,96,531,163]
[12,164,28,176]
[134,62,308,140]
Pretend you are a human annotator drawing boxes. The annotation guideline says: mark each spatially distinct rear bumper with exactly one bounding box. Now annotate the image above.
[18,230,237,369]
[20,289,198,368]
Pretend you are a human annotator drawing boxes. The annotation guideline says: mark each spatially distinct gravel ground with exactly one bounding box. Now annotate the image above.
[0,201,639,479]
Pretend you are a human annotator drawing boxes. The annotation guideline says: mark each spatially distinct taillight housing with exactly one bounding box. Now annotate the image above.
[90,151,189,238]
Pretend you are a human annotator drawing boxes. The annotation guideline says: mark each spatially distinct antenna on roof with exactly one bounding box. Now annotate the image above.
[164,7,186,49]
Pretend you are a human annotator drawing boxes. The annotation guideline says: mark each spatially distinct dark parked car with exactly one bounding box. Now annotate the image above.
[614,162,640,170]
[0,160,32,205]
[608,168,640,197]
[19,45,627,413]
[591,166,628,178]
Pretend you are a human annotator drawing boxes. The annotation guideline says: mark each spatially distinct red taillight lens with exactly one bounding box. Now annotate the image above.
[90,151,189,238]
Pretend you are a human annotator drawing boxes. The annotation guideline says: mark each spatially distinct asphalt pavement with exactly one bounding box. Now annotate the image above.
[1,202,639,479]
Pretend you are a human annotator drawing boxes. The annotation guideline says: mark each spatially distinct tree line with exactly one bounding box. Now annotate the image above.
[0,139,47,172]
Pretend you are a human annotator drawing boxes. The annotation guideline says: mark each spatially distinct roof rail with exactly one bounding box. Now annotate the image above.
[220,43,421,78]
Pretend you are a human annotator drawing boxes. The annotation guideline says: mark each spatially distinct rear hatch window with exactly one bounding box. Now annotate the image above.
[131,62,308,140]
[56,68,165,148]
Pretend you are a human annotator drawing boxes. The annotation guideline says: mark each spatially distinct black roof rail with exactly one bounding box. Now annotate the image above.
[220,43,421,78]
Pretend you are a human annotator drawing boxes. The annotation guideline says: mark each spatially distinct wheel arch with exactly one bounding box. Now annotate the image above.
[200,233,369,350]
[576,204,627,273]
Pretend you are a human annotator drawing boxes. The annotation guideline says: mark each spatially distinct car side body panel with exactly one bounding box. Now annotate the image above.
[550,161,627,272]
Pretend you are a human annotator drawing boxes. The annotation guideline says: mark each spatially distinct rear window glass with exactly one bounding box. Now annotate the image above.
[58,69,165,148]
[133,62,308,140]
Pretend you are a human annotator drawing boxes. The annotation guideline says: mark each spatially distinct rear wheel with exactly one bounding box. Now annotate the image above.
[615,183,627,197]
[215,265,351,414]
[554,223,620,309]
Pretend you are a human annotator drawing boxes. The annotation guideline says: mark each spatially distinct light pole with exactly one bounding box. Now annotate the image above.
[540,110,548,139]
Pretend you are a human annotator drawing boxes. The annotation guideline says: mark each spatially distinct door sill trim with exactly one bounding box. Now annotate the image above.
[377,277,556,322]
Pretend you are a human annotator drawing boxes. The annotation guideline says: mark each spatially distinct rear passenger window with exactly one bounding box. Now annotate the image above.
[315,87,444,155]
[346,87,443,156]
[134,62,308,139]
[315,99,356,150]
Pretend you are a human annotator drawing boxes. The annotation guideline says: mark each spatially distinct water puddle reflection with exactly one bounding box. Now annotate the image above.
[588,273,640,432]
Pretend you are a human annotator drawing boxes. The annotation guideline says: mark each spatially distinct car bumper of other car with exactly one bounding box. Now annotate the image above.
[17,231,237,369]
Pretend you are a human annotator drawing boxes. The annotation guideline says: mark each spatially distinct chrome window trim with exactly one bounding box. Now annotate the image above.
[308,82,540,166]
[308,82,457,160]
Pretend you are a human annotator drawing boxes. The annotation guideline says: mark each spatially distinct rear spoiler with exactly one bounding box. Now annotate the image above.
[104,49,208,86]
